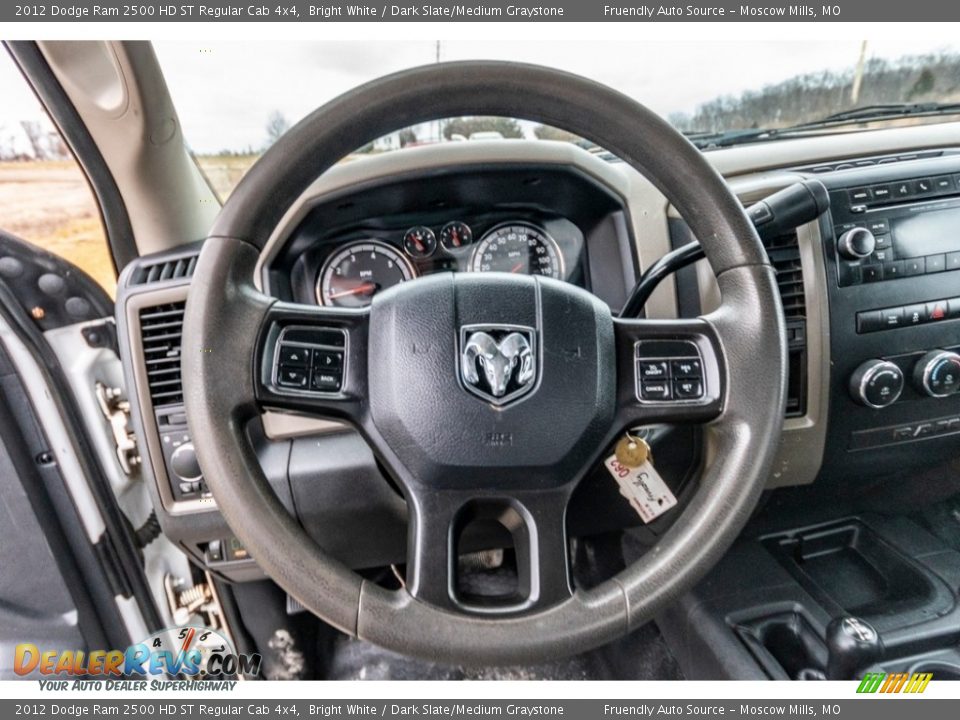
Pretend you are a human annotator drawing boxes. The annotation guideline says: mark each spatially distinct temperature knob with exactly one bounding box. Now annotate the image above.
[913,350,960,398]
[850,359,903,409]
[837,227,876,260]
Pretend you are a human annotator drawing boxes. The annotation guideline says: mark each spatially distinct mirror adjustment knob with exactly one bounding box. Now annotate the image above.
[170,442,202,481]
[837,227,876,260]
[850,359,903,408]
[914,350,960,398]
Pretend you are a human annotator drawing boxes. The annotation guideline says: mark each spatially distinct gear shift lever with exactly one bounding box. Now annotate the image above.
[826,616,884,680]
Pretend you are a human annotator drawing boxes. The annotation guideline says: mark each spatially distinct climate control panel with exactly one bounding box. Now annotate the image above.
[849,349,960,408]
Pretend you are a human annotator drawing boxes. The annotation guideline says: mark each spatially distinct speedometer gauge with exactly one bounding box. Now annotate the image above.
[469,223,564,279]
[317,240,415,308]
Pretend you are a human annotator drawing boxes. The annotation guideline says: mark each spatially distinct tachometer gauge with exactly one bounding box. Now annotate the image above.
[402,226,437,259]
[317,240,416,308]
[440,221,473,250]
[469,223,564,279]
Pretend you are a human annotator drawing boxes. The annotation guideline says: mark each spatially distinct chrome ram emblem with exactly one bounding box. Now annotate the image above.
[459,325,537,406]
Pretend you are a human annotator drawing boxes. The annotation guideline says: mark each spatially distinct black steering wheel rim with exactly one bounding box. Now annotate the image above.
[182,61,787,665]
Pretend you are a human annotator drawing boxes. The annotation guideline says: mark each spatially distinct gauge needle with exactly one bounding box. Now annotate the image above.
[510,262,524,273]
[328,282,377,299]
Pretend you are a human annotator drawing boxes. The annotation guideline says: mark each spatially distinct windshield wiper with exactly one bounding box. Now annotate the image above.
[686,101,960,150]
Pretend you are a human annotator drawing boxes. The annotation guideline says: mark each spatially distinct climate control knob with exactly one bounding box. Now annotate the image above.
[170,442,202,481]
[837,227,876,260]
[850,360,904,409]
[913,350,960,398]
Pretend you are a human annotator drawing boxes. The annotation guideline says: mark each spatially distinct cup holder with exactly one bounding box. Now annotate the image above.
[909,661,960,680]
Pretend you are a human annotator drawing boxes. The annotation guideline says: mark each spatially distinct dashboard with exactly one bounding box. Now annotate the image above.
[115,126,960,582]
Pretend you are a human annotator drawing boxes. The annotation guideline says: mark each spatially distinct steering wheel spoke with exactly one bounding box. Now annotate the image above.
[405,489,573,614]
[254,300,369,423]
[613,316,726,427]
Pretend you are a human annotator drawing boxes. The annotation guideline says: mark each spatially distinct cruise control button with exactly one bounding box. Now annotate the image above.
[671,358,702,378]
[674,379,703,399]
[278,344,311,366]
[640,381,671,400]
[637,361,669,379]
[277,366,308,388]
[313,350,344,369]
[311,371,342,392]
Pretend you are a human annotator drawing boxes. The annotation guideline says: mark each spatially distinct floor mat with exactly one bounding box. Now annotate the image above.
[323,620,683,680]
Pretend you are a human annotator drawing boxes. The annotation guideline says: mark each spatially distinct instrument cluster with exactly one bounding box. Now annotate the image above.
[314,216,583,308]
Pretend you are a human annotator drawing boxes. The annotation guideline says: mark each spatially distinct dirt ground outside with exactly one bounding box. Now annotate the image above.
[0,160,117,297]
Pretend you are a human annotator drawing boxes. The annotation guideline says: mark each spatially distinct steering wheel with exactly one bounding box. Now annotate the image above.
[182,62,786,666]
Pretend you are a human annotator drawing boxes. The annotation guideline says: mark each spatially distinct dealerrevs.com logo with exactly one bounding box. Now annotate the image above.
[14,626,261,683]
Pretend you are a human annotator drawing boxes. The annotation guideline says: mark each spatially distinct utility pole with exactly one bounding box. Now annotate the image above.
[851,40,867,106]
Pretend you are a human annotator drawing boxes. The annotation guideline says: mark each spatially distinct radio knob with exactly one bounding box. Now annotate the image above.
[837,227,876,260]
[850,359,904,408]
[170,442,202,481]
[914,350,960,398]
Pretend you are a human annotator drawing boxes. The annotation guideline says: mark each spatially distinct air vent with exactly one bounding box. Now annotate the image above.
[140,301,186,408]
[763,232,805,319]
[795,149,948,174]
[130,254,198,286]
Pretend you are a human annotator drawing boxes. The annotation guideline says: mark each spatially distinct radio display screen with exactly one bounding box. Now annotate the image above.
[892,207,960,258]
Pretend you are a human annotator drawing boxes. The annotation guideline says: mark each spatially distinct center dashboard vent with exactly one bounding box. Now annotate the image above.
[139,301,186,408]
[129,254,198,286]
[762,231,807,417]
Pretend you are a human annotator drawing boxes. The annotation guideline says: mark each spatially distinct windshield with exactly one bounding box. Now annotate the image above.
[154,37,960,199]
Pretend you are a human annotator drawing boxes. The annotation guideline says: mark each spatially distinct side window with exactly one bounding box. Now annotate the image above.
[0,51,115,297]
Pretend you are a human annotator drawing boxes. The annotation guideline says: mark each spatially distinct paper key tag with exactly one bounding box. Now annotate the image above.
[604,454,678,523]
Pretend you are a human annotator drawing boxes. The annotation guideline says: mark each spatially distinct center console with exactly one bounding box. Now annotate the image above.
[817,155,960,477]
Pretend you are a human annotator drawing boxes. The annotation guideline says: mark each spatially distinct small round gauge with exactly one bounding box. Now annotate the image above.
[317,240,416,308]
[469,223,564,279]
[402,226,437,259]
[139,625,235,678]
[440,221,473,250]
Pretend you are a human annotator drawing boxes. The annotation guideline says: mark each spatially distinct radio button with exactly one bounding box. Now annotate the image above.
[872,185,892,201]
[849,187,872,203]
[862,265,884,283]
[903,304,927,326]
[872,248,893,263]
[838,263,862,287]
[873,234,891,250]
[915,178,935,195]
[903,258,925,276]
[925,254,946,273]
[949,299,960,319]
[868,220,890,235]
[893,181,913,199]
[883,260,904,279]
[946,251,960,271]
[934,176,954,193]
[856,311,883,334]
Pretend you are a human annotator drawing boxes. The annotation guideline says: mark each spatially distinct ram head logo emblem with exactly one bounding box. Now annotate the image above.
[459,325,537,406]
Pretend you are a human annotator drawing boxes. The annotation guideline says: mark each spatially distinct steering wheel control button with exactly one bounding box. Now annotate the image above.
[638,361,669,379]
[278,344,311,366]
[914,350,960,398]
[311,372,342,392]
[313,350,343,370]
[849,359,904,409]
[277,367,309,389]
[272,326,347,396]
[671,359,702,378]
[641,381,671,400]
[674,379,703,399]
[634,340,706,404]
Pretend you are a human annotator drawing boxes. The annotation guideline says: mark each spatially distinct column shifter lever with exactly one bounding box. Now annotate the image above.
[825,616,884,680]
